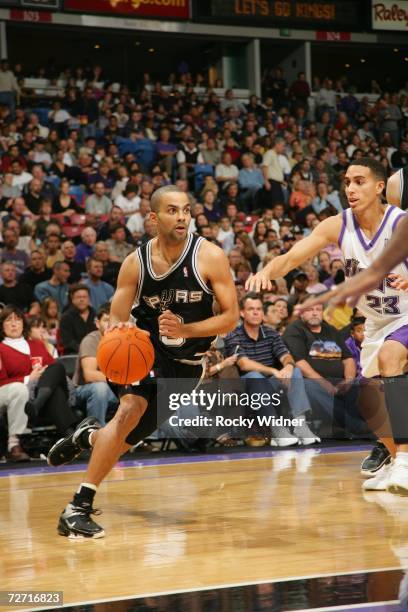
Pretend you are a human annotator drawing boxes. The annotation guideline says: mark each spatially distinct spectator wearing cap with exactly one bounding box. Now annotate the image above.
[85,181,112,217]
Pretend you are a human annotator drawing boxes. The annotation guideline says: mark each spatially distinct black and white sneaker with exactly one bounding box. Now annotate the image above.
[361,441,391,477]
[47,417,101,467]
[58,503,105,539]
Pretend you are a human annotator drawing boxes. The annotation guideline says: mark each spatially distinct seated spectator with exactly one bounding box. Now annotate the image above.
[202,189,222,223]
[323,258,345,290]
[252,220,268,259]
[61,240,86,283]
[283,301,364,438]
[126,198,151,242]
[75,226,97,264]
[106,224,134,263]
[34,261,70,311]
[235,231,260,273]
[27,316,58,358]
[0,305,78,437]
[304,264,328,294]
[10,160,32,190]
[93,241,120,288]
[344,316,365,381]
[224,294,319,446]
[288,271,309,307]
[33,198,53,241]
[72,304,118,426]
[0,227,29,277]
[215,152,239,189]
[238,153,264,210]
[263,301,283,332]
[33,138,52,168]
[4,217,34,255]
[200,137,221,167]
[97,205,133,243]
[140,216,158,244]
[43,233,64,269]
[85,181,112,217]
[312,182,342,215]
[114,184,141,217]
[0,262,35,311]
[83,257,114,310]
[390,140,408,169]
[0,378,30,461]
[2,196,32,228]
[60,284,96,355]
[20,249,51,289]
[216,216,235,254]
[156,127,177,176]
[53,178,83,216]
[23,178,46,215]
[40,297,60,348]
[317,250,332,283]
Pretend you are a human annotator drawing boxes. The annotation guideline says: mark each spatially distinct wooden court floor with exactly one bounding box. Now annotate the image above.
[0,449,407,610]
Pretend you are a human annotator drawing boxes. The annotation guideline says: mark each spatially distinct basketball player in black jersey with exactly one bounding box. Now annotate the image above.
[47,185,239,538]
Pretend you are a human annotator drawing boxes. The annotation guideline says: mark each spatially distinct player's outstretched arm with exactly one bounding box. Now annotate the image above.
[245,215,342,293]
[161,241,239,339]
[296,214,408,314]
[109,253,139,328]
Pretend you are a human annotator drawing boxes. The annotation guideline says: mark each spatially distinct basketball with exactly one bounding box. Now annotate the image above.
[97,326,155,385]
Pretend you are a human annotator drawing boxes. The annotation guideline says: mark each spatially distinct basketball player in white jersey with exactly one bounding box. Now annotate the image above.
[246,159,408,495]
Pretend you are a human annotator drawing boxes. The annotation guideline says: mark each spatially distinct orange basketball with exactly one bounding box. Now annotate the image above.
[97,326,155,385]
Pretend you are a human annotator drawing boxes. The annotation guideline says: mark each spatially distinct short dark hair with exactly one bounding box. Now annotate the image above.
[96,304,111,319]
[348,157,386,183]
[0,305,28,340]
[150,185,185,213]
[240,292,262,309]
[263,300,274,314]
[69,283,90,299]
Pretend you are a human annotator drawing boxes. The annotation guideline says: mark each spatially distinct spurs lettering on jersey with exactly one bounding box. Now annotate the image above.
[143,289,204,310]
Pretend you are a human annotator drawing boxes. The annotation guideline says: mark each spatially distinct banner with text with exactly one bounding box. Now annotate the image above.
[64,0,190,20]
[371,0,408,30]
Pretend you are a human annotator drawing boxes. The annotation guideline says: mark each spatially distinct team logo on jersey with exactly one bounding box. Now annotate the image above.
[183,266,188,277]
[143,289,204,310]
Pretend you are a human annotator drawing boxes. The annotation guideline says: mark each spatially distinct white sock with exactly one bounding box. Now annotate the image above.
[77,482,98,494]
[7,435,19,452]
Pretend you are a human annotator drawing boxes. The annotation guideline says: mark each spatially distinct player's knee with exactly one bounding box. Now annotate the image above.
[378,348,404,376]
[114,395,147,433]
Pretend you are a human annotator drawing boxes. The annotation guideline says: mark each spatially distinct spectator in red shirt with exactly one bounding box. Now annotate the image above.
[0,305,78,436]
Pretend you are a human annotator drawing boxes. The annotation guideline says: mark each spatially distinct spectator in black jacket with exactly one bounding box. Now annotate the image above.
[0,262,35,311]
[61,240,86,283]
[20,250,51,289]
[59,284,96,355]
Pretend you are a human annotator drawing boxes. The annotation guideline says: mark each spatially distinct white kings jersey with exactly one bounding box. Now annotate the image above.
[341,205,408,324]
[340,205,408,377]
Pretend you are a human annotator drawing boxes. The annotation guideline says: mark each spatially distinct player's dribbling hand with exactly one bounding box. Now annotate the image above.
[388,274,408,292]
[158,310,185,338]
[245,271,272,293]
[105,321,150,337]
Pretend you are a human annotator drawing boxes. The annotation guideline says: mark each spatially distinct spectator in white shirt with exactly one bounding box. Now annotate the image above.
[33,138,52,168]
[215,152,239,189]
[216,216,235,254]
[126,199,151,241]
[10,160,32,189]
[114,184,141,217]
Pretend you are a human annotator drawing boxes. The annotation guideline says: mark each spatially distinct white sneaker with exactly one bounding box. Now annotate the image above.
[362,461,393,491]
[270,426,298,447]
[293,422,321,446]
[387,456,408,496]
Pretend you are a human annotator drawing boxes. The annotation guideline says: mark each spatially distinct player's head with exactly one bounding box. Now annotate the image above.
[345,158,386,212]
[150,185,191,243]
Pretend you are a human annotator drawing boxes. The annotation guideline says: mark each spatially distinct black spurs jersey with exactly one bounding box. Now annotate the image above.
[400,167,408,210]
[132,233,215,360]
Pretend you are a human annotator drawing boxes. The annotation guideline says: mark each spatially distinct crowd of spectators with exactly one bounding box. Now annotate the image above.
[0,59,406,461]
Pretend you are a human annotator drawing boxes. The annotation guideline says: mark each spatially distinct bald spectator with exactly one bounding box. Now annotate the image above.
[20,250,51,289]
